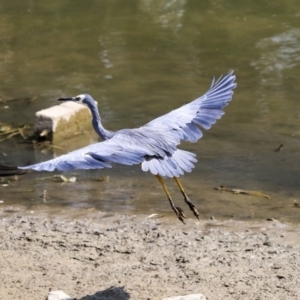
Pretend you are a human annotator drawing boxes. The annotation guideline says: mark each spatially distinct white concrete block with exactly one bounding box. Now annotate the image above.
[34,101,92,142]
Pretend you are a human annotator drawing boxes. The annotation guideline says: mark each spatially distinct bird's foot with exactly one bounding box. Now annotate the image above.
[185,198,200,219]
[174,206,187,224]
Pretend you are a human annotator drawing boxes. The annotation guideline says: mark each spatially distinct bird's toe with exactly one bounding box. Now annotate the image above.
[175,206,187,223]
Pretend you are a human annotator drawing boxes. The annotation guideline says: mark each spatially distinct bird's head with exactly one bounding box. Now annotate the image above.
[57,94,95,106]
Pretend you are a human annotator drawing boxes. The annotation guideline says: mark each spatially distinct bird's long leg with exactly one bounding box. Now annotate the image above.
[173,177,200,219]
[155,175,187,223]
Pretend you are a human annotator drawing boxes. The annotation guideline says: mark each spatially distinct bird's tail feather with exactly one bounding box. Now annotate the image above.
[0,165,28,177]
[141,149,197,178]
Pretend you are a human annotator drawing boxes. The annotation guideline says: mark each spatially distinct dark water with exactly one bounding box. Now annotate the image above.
[1,0,300,222]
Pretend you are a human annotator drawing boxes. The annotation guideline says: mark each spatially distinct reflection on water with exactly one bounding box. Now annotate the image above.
[1,0,300,223]
[139,0,186,31]
[252,29,300,77]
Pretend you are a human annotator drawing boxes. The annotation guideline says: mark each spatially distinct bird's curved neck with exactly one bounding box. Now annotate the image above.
[87,102,114,140]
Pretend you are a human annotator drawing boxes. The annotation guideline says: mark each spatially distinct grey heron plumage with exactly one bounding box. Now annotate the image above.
[0,70,236,223]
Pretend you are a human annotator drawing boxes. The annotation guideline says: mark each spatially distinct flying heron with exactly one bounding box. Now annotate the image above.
[0,71,236,223]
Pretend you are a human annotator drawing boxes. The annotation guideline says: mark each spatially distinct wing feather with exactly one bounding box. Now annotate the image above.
[144,70,236,142]
[19,137,149,172]
[18,127,180,173]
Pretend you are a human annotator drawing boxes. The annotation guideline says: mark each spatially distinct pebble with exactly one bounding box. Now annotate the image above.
[47,290,73,300]
[162,293,206,300]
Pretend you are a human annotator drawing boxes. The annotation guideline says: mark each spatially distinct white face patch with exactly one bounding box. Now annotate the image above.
[76,94,85,103]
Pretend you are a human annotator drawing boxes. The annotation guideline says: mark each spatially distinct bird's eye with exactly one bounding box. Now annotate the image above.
[75,97,81,101]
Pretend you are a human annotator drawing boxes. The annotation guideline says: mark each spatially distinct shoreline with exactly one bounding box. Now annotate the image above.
[0,209,299,299]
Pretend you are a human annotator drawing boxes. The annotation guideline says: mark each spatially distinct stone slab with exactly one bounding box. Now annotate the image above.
[34,101,92,142]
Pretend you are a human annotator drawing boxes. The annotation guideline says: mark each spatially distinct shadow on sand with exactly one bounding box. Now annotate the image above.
[79,286,130,300]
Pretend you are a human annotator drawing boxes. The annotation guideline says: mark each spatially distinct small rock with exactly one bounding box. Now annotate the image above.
[47,290,73,300]
[162,293,206,300]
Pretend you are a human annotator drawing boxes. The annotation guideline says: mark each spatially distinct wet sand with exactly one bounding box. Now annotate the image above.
[0,208,300,300]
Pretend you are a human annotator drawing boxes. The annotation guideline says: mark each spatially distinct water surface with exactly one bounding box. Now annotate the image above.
[1,0,300,222]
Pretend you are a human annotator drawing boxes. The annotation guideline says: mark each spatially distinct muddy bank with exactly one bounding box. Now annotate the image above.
[0,208,299,300]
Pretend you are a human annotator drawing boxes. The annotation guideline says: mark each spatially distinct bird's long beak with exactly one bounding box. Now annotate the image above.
[57,97,76,102]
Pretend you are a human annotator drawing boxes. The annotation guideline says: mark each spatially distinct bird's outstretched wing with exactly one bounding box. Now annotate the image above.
[17,128,182,173]
[143,70,236,142]
[19,137,148,172]
[14,127,197,177]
